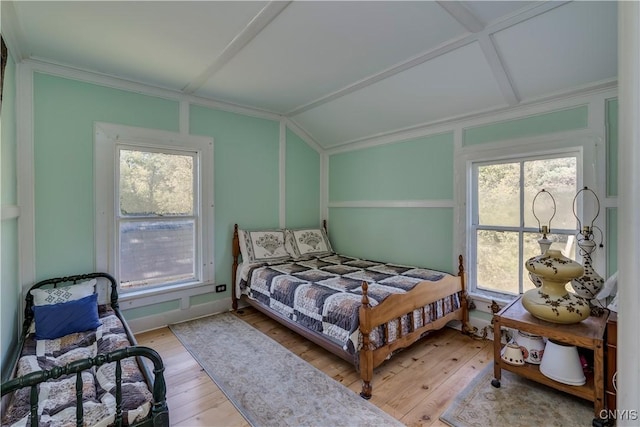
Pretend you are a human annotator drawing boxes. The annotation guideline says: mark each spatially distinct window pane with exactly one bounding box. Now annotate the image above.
[477,163,520,226]
[119,220,195,289]
[120,149,194,216]
[524,157,577,230]
[476,230,519,294]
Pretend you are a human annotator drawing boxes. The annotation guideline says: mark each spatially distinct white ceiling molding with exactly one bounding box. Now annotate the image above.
[6,0,616,150]
[283,118,323,154]
[1,0,26,62]
[183,1,292,94]
[478,34,519,106]
[436,1,485,33]
[326,83,617,156]
[285,34,477,117]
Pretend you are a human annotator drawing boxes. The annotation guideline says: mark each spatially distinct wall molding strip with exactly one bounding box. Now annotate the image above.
[328,200,455,209]
[1,206,20,221]
[326,84,617,155]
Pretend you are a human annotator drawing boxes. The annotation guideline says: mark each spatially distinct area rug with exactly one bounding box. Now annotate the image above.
[440,364,594,427]
[169,312,404,427]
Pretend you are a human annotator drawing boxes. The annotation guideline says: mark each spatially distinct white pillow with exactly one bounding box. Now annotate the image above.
[32,279,97,306]
[239,229,291,263]
[286,228,334,258]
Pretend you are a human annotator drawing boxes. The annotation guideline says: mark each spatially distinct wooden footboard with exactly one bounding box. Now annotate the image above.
[231,223,469,399]
[358,255,468,398]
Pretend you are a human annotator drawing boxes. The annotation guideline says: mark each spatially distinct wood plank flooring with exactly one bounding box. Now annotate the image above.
[135,307,493,426]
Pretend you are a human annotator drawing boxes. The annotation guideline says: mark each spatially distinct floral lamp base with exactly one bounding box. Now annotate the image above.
[522,289,591,324]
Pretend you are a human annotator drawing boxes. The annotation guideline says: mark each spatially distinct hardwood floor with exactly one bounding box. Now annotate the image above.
[135,307,493,426]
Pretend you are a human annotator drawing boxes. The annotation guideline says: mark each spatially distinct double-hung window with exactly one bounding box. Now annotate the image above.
[469,151,580,297]
[95,123,214,294]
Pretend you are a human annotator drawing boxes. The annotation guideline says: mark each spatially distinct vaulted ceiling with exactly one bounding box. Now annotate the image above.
[2,1,618,149]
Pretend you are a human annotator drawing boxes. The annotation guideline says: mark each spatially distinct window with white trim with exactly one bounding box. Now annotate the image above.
[469,152,580,297]
[95,123,214,293]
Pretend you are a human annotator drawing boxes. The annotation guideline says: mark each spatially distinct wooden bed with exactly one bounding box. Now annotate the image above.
[1,273,169,427]
[231,223,472,399]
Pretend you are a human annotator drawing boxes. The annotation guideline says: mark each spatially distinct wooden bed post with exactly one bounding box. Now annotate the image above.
[458,254,476,336]
[358,281,373,399]
[232,224,240,311]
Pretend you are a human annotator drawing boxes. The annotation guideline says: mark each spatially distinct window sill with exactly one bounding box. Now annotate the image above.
[118,280,215,303]
[468,291,517,314]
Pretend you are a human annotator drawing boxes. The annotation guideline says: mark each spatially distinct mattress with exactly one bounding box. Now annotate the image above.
[239,253,461,356]
[2,305,153,427]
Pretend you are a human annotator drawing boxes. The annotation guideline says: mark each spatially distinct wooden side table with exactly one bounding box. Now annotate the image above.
[492,296,607,417]
[605,312,617,411]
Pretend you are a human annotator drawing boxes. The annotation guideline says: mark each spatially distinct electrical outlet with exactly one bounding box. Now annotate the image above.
[215,284,226,293]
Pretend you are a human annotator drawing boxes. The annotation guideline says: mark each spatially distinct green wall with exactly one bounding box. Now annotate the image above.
[189,105,281,287]
[328,132,456,271]
[462,105,588,146]
[286,127,320,228]
[29,74,319,329]
[330,132,454,201]
[1,53,19,378]
[606,99,618,197]
[329,207,454,273]
[33,73,179,279]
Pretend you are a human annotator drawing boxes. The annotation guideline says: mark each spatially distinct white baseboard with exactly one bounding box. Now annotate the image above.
[125,297,232,334]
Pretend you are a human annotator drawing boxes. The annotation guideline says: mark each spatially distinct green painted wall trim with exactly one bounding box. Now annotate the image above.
[462,105,589,146]
[1,53,19,377]
[190,292,218,306]
[606,98,618,197]
[470,310,492,322]
[606,207,618,277]
[329,132,454,201]
[286,127,320,228]
[122,300,181,321]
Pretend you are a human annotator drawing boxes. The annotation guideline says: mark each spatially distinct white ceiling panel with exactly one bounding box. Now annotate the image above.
[492,1,617,101]
[4,1,619,149]
[195,1,467,113]
[461,1,539,27]
[292,42,507,147]
[12,1,267,90]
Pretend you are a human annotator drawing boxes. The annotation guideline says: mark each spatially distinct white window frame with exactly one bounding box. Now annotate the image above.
[95,122,214,297]
[456,130,602,306]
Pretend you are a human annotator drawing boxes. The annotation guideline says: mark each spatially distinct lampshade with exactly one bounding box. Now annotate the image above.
[540,340,585,386]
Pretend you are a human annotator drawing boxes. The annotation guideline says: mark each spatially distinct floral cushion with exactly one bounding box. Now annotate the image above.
[31,279,96,306]
[239,229,291,263]
[286,228,334,258]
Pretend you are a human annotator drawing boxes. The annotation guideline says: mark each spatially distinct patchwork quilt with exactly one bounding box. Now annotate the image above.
[239,254,461,356]
[2,306,152,427]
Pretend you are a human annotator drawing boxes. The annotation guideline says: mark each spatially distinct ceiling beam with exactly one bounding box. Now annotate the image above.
[436,1,485,33]
[286,34,477,117]
[478,34,519,106]
[1,1,27,61]
[182,1,291,94]
[286,0,570,118]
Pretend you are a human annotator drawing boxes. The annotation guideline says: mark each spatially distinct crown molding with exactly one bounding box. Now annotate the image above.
[326,80,617,155]
[1,1,26,62]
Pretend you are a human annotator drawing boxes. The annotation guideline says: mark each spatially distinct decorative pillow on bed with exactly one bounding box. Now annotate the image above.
[31,279,97,306]
[33,293,102,340]
[239,229,291,263]
[286,228,334,258]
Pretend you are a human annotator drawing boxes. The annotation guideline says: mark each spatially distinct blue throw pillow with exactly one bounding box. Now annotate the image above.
[33,293,102,340]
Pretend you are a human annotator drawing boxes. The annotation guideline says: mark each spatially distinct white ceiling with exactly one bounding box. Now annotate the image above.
[2,1,618,149]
